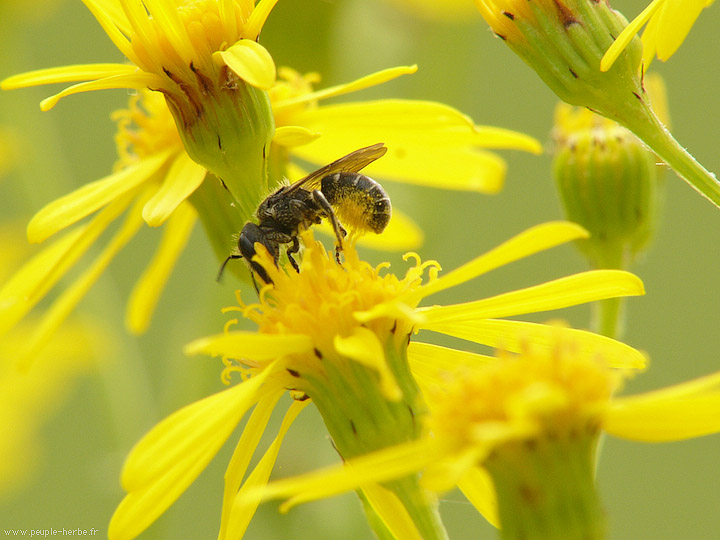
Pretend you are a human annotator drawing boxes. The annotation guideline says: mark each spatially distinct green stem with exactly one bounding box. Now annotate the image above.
[620,96,720,208]
[591,297,625,340]
[486,435,605,540]
[304,333,447,540]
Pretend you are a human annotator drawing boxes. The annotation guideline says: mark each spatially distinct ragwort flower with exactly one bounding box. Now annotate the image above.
[247,337,720,540]
[601,0,715,71]
[1,0,279,216]
[0,60,543,347]
[109,222,645,540]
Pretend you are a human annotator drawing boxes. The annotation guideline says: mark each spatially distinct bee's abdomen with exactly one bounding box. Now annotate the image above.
[322,172,392,234]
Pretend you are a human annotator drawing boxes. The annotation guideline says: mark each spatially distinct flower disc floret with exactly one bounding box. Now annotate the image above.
[241,231,438,356]
[113,90,183,167]
[429,343,619,449]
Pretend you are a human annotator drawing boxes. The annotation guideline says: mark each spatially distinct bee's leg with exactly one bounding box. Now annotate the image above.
[286,236,301,273]
[312,190,346,264]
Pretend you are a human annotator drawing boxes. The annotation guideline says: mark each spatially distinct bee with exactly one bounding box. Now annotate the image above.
[218,143,392,287]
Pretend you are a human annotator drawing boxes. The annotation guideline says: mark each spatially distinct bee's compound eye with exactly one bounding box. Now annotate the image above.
[238,233,257,260]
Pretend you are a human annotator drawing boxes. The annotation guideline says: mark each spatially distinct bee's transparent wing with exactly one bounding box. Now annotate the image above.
[284,143,387,193]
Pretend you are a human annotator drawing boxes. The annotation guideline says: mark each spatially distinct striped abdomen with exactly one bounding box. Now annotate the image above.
[321,172,392,234]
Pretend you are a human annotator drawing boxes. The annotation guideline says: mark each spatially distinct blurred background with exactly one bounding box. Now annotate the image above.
[1,1,718,538]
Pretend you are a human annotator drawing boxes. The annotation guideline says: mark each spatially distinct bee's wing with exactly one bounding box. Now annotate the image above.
[284,143,387,194]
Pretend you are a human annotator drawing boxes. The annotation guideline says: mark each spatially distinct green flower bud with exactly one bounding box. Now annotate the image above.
[552,103,661,270]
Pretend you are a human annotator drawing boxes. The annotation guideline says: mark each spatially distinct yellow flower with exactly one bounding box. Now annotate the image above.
[247,337,720,535]
[108,222,645,540]
[1,0,278,215]
[0,58,543,350]
[601,0,715,72]
[1,0,278,110]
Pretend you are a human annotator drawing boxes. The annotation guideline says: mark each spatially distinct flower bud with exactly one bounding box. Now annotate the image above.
[552,103,661,269]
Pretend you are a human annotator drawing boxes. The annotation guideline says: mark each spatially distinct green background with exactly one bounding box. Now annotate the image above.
[1,1,719,538]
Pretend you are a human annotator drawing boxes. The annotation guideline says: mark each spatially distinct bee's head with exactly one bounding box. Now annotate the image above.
[238,222,276,285]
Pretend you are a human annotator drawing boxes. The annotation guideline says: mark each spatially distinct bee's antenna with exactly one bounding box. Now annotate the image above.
[216,254,242,282]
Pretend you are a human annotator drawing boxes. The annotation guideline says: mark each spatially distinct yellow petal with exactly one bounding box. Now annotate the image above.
[114,0,159,69]
[291,100,539,154]
[218,0,238,38]
[223,400,307,539]
[410,222,589,302]
[243,439,434,510]
[110,424,232,540]
[184,331,313,360]
[39,72,163,111]
[219,392,283,539]
[143,0,191,66]
[420,318,647,370]
[419,270,644,322]
[215,40,276,90]
[110,376,280,540]
[126,202,197,334]
[651,0,708,61]
[362,484,424,540]
[82,0,139,64]
[408,341,494,388]
[84,0,132,35]
[0,194,133,338]
[244,0,281,40]
[334,327,400,401]
[605,371,720,442]
[272,66,418,113]
[456,466,499,528]
[288,100,536,192]
[27,150,172,243]
[359,208,424,251]
[354,300,425,326]
[0,228,82,336]
[640,13,660,69]
[471,125,542,154]
[121,366,278,492]
[16,194,146,370]
[142,152,206,226]
[1,63,137,89]
[272,125,320,147]
[600,0,663,71]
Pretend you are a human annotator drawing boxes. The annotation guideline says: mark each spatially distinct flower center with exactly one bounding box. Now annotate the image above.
[238,231,438,354]
[177,0,234,60]
[129,0,247,78]
[112,90,182,169]
[429,341,620,449]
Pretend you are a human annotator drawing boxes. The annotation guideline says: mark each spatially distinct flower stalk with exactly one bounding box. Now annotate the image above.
[486,434,605,540]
